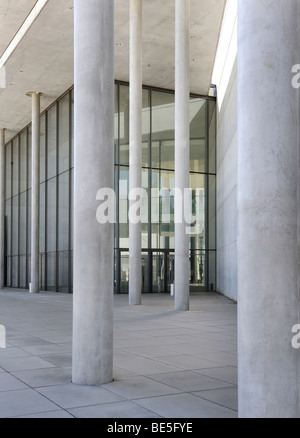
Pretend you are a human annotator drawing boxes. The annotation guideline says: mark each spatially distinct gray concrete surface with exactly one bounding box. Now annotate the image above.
[0,290,237,418]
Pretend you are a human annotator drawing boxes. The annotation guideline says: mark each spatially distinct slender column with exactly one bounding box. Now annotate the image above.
[238,0,300,417]
[27,92,41,294]
[129,0,142,306]
[72,0,114,385]
[174,0,190,311]
[0,128,5,290]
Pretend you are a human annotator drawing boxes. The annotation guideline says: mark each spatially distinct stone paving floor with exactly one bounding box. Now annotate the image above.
[0,289,237,418]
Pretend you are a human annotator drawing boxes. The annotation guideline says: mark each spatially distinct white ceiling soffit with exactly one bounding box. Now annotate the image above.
[0,0,225,142]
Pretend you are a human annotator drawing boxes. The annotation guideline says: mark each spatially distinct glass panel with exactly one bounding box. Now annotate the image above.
[119,85,129,166]
[119,166,129,249]
[114,83,119,165]
[40,183,46,253]
[151,170,160,249]
[20,131,27,193]
[12,138,19,197]
[209,101,216,174]
[12,196,19,256]
[209,175,216,250]
[70,168,74,250]
[58,251,69,292]
[19,255,26,289]
[168,251,175,287]
[152,91,175,169]
[114,249,119,294]
[5,200,11,256]
[27,189,31,254]
[58,93,70,173]
[141,252,150,292]
[71,89,74,168]
[141,169,149,249]
[58,172,69,251]
[40,253,46,291]
[114,166,119,249]
[28,127,32,189]
[40,114,46,182]
[152,251,164,293]
[190,250,205,289]
[120,251,129,293]
[142,88,150,168]
[6,257,11,287]
[160,170,175,249]
[5,142,11,199]
[208,251,216,291]
[27,254,31,285]
[12,256,18,288]
[19,192,27,255]
[190,98,206,173]
[47,178,57,252]
[189,173,205,249]
[47,252,56,291]
[70,250,73,293]
[161,140,174,170]
[47,104,57,179]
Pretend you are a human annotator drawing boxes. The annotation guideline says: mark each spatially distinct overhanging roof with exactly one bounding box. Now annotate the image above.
[0,0,225,142]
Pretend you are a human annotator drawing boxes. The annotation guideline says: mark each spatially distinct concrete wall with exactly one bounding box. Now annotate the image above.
[216,58,238,301]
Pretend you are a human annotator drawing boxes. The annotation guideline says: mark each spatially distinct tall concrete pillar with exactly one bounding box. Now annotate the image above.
[129,0,142,306]
[0,128,5,290]
[72,0,114,386]
[174,0,190,311]
[27,92,41,294]
[238,0,300,418]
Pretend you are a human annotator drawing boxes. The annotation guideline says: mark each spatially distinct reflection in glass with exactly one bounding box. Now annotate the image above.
[58,251,69,292]
[40,115,46,183]
[58,172,69,251]
[47,105,57,179]
[20,131,27,193]
[47,178,57,252]
[12,196,19,256]
[5,200,11,256]
[19,192,27,255]
[152,91,175,170]
[58,94,70,174]
[5,143,11,199]
[12,256,18,288]
[47,252,56,292]
[209,100,216,174]
[190,98,206,173]
[119,85,129,166]
[40,183,46,253]
[120,252,129,293]
[3,83,216,293]
[12,139,19,197]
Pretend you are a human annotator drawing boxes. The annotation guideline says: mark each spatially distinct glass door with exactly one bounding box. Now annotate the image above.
[152,250,174,293]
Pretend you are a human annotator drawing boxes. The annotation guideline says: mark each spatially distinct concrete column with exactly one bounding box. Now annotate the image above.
[27,92,41,294]
[72,0,114,386]
[129,0,142,306]
[238,0,300,418]
[174,0,190,311]
[0,128,5,290]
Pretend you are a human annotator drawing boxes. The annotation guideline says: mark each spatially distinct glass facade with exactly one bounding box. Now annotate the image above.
[4,82,216,294]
